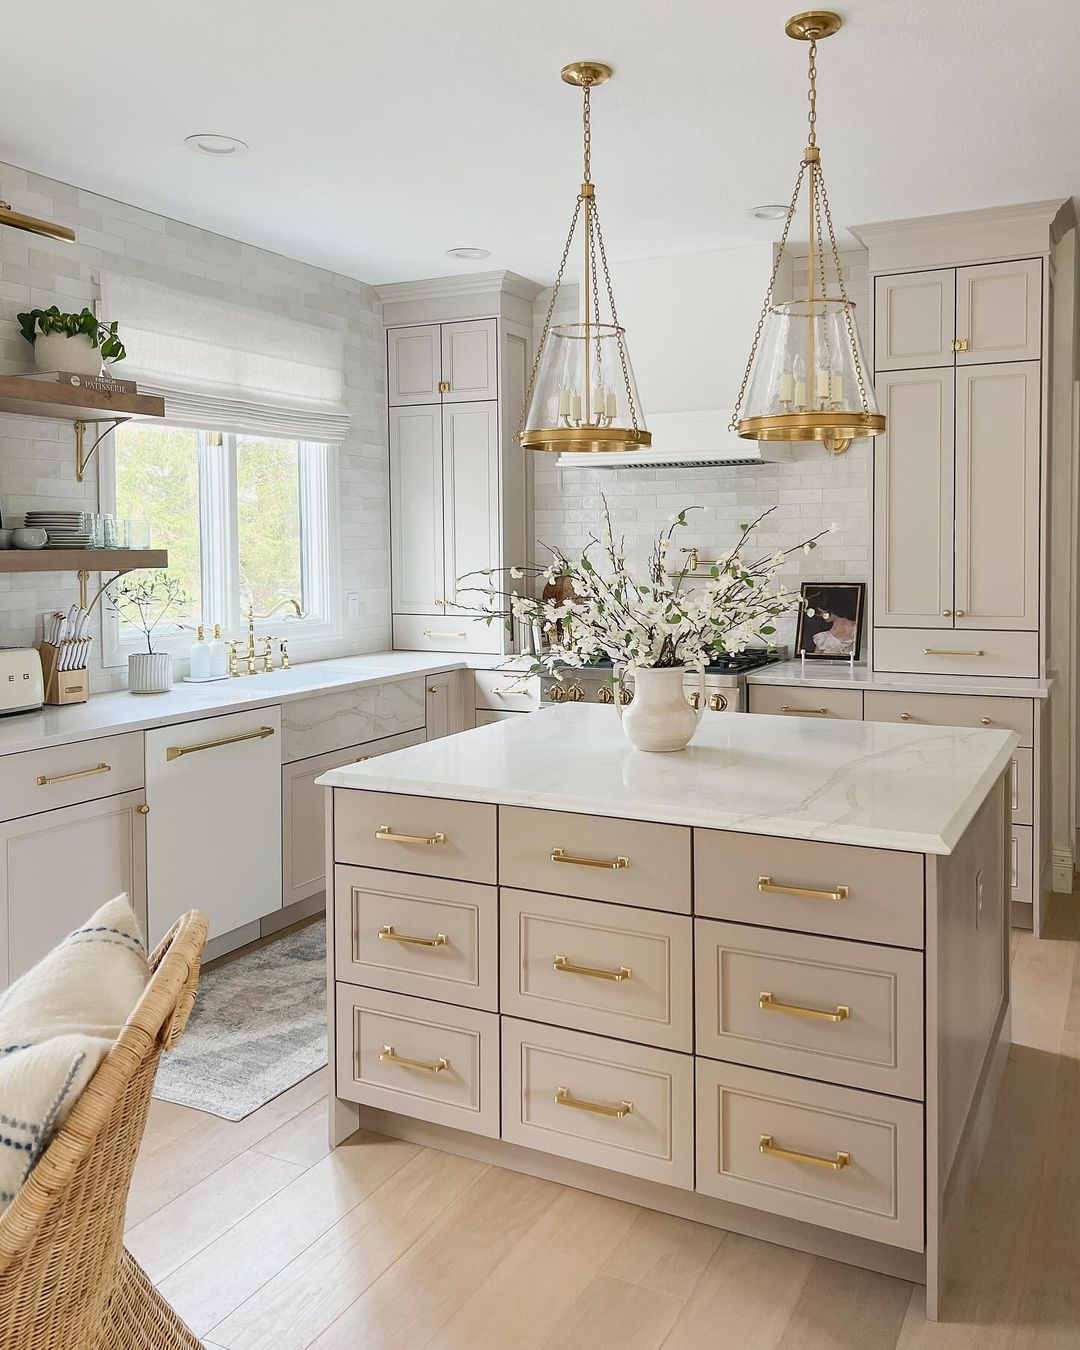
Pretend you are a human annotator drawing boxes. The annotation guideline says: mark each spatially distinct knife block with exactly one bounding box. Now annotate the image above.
[39,641,91,706]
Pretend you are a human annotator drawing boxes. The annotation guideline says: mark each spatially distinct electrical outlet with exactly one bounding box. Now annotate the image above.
[346,592,361,620]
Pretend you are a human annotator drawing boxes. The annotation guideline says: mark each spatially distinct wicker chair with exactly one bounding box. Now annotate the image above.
[0,909,209,1350]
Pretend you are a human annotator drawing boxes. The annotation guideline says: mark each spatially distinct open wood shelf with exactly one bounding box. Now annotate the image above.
[0,549,168,574]
[0,375,164,423]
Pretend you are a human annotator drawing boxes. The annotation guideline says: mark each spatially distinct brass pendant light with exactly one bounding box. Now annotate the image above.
[0,200,75,243]
[519,61,651,454]
[730,12,883,456]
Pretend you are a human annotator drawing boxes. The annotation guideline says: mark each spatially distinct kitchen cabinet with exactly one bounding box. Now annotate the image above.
[388,319,497,407]
[144,708,282,946]
[441,403,500,609]
[0,791,147,985]
[874,269,955,370]
[389,405,444,615]
[424,670,464,740]
[387,324,442,406]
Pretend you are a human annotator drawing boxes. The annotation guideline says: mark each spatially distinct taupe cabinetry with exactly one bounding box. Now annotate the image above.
[388,319,498,406]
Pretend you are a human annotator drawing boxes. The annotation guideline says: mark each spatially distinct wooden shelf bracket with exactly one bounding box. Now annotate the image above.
[74,416,131,482]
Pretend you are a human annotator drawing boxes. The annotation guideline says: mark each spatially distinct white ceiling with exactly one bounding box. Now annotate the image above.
[3,0,1078,285]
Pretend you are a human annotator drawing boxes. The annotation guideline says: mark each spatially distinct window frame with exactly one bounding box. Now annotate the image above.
[99,424,341,668]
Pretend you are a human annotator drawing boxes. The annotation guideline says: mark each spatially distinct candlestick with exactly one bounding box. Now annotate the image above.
[816,368,830,400]
[794,380,807,409]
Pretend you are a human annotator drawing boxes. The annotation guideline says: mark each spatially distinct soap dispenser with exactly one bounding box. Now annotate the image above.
[190,624,212,680]
[207,622,227,678]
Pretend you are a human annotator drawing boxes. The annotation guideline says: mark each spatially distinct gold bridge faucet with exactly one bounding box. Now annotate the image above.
[228,602,298,676]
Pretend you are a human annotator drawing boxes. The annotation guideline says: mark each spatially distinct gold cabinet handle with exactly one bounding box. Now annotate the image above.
[923,648,984,657]
[759,991,850,1023]
[759,1134,850,1170]
[980,716,992,726]
[375,825,447,846]
[709,693,728,712]
[780,706,829,716]
[378,924,448,948]
[941,609,952,617]
[36,761,110,786]
[423,630,466,640]
[554,1086,632,1119]
[165,726,274,761]
[437,380,451,393]
[553,954,632,982]
[428,685,441,694]
[899,712,912,721]
[955,610,967,618]
[379,1044,449,1074]
[494,685,531,697]
[136,803,150,815]
[758,876,850,901]
[551,847,629,871]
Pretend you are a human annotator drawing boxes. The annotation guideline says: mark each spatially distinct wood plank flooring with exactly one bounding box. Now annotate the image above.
[130,896,1080,1350]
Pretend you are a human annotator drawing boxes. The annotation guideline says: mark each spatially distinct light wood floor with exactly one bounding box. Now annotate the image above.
[129,896,1080,1350]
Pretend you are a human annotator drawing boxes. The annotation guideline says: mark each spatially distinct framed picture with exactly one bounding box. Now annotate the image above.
[794,582,866,660]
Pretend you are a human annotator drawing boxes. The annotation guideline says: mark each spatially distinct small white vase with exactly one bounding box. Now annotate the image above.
[33,331,102,377]
[616,666,705,753]
[129,651,173,694]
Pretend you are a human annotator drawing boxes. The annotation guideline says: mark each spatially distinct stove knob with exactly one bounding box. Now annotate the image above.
[565,683,585,703]
[597,685,615,705]
[687,692,701,710]
[709,693,728,712]
[547,684,565,703]
[618,688,634,706]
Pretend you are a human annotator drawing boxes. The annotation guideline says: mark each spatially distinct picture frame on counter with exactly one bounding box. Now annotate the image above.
[794,581,866,660]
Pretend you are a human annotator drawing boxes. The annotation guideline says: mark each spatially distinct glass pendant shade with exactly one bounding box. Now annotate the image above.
[521,321,650,454]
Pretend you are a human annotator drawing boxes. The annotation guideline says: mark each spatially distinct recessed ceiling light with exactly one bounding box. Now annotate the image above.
[184,133,249,157]
[446,246,492,261]
[748,204,788,221]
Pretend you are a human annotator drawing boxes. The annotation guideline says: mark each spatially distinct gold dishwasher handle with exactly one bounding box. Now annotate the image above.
[380,1045,449,1074]
[759,1134,851,1171]
[166,726,275,761]
[759,991,850,1023]
[375,826,447,846]
[553,954,632,982]
[551,847,629,871]
[37,762,110,786]
[554,1086,632,1119]
[780,706,829,716]
[758,876,850,902]
[378,924,448,948]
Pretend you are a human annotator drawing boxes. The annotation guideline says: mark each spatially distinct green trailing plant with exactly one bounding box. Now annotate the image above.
[16,306,126,362]
[107,571,190,654]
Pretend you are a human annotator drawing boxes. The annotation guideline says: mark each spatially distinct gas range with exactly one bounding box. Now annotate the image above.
[540,650,783,713]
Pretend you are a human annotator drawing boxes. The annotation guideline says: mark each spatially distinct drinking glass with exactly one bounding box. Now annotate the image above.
[126,519,151,549]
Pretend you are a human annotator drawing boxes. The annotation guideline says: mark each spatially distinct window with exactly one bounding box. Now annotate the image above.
[106,423,338,660]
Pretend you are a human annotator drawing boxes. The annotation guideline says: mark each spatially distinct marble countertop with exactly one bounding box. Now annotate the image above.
[0,651,477,757]
[748,659,1051,699]
[318,703,1018,855]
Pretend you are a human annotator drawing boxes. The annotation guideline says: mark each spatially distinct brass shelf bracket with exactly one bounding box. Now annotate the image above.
[74,416,131,482]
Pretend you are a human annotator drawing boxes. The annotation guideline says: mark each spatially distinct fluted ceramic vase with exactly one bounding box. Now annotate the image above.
[616,666,705,753]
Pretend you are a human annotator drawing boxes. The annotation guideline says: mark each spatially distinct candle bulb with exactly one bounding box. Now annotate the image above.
[816,367,830,401]
[830,371,843,404]
[592,386,604,417]
[778,372,795,403]
[605,391,617,418]
[558,388,571,416]
[571,393,582,421]
[794,378,807,408]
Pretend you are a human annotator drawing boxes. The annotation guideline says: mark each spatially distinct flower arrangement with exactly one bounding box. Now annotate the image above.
[467,502,836,675]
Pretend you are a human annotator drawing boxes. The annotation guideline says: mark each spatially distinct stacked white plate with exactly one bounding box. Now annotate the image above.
[23,511,92,548]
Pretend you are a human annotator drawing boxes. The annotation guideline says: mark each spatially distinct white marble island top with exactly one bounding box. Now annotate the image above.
[318,703,1019,855]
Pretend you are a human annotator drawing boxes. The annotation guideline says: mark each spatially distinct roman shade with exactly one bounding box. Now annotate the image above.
[98,272,350,443]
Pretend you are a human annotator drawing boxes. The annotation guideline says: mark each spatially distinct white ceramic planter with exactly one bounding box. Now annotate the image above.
[33,331,102,377]
[616,666,706,752]
[128,651,173,694]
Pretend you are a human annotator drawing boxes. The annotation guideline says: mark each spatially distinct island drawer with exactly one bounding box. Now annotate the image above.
[0,732,144,823]
[473,670,541,712]
[862,690,1034,747]
[500,888,693,1051]
[695,920,924,1099]
[500,807,691,913]
[334,865,498,1011]
[695,1059,924,1251]
[872,628,1039,679]
[501,1017,694,1190]
[335,983,499,1138]
[748,686,864,720]
[334,790,497,884]
[694,830,923,950]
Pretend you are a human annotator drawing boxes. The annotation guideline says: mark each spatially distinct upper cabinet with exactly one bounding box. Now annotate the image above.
[389,319,498,406]
[874,270,956,370]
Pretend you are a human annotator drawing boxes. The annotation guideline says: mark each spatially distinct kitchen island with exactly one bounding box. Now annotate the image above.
[319,705,1018,1320]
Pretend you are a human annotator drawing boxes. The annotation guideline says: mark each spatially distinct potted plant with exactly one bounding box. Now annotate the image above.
[16,306,126,378]
[468,503,836,752]
[108,571,189,694]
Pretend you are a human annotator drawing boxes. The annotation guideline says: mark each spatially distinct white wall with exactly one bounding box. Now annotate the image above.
[0,161,389,688]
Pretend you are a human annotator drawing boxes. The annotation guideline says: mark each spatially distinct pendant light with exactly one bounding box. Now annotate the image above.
[730,12,883,456]
[519,62,651,454]
[0,200,75,243]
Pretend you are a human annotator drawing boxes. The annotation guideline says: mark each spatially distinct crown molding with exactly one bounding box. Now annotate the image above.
[851,199,1071,273]
[374,269,544,305]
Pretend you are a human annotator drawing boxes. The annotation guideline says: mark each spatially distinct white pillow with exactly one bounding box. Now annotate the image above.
[0,895,148,1215]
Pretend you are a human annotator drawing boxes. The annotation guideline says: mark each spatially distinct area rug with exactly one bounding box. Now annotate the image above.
[153,918,327,1121]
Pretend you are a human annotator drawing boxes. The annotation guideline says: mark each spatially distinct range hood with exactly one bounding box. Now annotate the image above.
[556,244,796,470]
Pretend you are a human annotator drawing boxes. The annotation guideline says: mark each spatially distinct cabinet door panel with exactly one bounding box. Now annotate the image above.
[0,792,146,986]
[874,270,955,371]
[441,319,498,402]
[388,324,442,405]
[956,260,1041,364]
[954,362,1040,630]
[873,368,955,627]
[442,402,500,609]
[390,405,445,614]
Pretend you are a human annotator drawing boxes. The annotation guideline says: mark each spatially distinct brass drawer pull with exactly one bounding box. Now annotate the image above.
[494,685,531,697]
[166,726,274,761]
[379,1044,449,1074]
[780,705,829,716]
[759,1134,850,1170]
[759,991,850,1023]
[923,648,984,657]
[551,847,629,871]
[36,762,110,786]
[554,1086,633,1118]
[378,924,448,948]
[553,954,632,982]
[423,630,466,640]
[375,826,447,846]
[758,876,849,902]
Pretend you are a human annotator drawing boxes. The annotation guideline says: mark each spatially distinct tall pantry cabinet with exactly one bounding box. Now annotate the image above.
[379,273,542,655]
